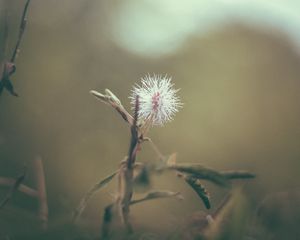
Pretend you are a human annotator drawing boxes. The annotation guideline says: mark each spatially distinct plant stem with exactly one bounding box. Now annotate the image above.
[10,0,31,63]
[118,97,139,234]
[33,156,48,230]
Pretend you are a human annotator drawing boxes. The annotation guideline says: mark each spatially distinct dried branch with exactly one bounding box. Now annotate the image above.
[0,167,26,209]
[33,156,48,230]
[101,190,182,237]
[117,96,140,234]
[0,0,31,97]
[89,89,255,238]
[73,171,118,222]
[0,3,9,62]
[0,156,49,230]
[10,0,31,63]
[130,191,183,206]
[90,89,134,125]
[0,176,38,197]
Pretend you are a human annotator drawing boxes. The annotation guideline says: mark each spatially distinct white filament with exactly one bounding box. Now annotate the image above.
[130,74,182,126]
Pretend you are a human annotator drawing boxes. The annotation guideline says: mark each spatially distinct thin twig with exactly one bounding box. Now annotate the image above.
[33,155,48,230]
[10,0,31,63]
[0,2,9,61]
[73,170,118,222]
[90,90,134,125]
[130,191,183,206]
[0,176,38,197]
[0,167,26,209]
[212,192,233,219]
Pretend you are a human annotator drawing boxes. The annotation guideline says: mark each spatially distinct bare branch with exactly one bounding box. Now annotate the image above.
[73,171,118,222]
[33,156,48,230]
[90,90,134,125]
[0,167,26,209]
[0,176,38,197]
[130,191,183,206]
[0,3,9,62]
[10,0,31,63]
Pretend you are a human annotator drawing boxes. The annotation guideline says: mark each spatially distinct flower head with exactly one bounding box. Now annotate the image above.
[130,74,182,126]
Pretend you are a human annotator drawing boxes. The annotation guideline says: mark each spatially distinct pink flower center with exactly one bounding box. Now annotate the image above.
[152,92,160,112]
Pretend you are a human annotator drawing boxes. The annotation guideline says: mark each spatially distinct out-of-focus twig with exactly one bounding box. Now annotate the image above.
[73,171,118,222]
[0,156,49,230]
[0,2,9,62]
[130,191,183,206]
[0,0,32,97]
[33,156,48,230]
[0,176,38,197]
[10,0,31,63]
[0,167,26,209]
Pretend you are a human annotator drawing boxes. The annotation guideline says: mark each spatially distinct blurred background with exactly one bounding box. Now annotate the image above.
[0,0,300,239]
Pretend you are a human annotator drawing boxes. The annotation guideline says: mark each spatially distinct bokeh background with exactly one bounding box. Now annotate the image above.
[0,0,300,239]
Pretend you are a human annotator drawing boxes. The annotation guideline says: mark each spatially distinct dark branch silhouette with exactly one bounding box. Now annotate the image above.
[0,0,31,97]
[10,0,31,63]
[0,167,26,209]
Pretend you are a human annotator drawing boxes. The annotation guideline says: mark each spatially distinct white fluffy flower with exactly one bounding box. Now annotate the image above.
[130,74,182,126]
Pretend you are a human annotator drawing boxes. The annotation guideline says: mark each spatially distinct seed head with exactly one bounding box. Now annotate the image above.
[130,74,182,126]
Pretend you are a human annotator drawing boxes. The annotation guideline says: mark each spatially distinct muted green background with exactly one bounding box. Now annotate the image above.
[0,0,300,239]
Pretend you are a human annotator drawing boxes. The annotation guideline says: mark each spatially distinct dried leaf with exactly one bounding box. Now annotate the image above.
[169,164,230,187]
[184,175,211,209]
[221,171,255,180]
[73,171,117,222]
[130,190,183,206]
